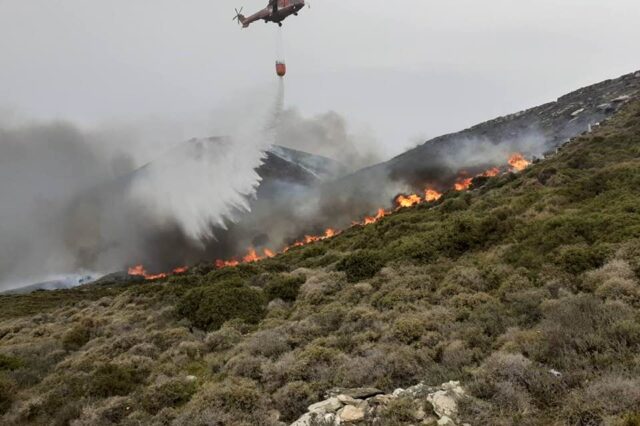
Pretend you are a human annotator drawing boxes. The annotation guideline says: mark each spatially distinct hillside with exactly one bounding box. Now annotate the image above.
[1,97,640,426]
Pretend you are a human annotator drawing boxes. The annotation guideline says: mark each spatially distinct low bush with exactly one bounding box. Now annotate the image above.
[62,322,94,351]
[89,363,148,397]
[336,250,385,283]
[0,354,24,371]
[141,377,197,414]
[177,278,267,331]
[265,274,306,302]
[0,375,16,415]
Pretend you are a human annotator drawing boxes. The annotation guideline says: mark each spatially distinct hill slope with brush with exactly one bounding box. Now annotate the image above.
[1,98,640,426]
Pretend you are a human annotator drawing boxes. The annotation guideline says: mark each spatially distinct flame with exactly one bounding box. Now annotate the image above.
[363,208,386,225]
[425,188,443,202]
[508,153,530,172]
[454,177,473,191]
[482,167,501,177]
[395,193,422,208]
[131,153,529,277]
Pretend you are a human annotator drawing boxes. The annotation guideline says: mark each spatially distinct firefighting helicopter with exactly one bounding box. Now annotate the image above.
[233,0,306,28]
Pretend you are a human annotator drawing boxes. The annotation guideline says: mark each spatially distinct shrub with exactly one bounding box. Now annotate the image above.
[555,244,608,275]
[265,274,306,302]
[141,378,197,414]
[177,279,267,331]
[62,323,93,351]
[89,363,148,397]
[0,353,24,371]
[378,397,420,425]
[336,250,385,283]
[0,375,16,415]
[272,381,316,422]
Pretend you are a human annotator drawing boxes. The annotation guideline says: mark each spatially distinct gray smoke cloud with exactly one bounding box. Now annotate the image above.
[276,108,382,172]
[0,81,284,291]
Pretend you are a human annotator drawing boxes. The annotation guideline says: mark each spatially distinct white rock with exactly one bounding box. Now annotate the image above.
[291,412,313,426]
[337,394,361,405]
[571,108,585,117]
[438,416,457,426]
[185,375,197,382]
[392,388,405,397]
[427,391,458,418]
[308,397,343,413]
[338,404,365,422]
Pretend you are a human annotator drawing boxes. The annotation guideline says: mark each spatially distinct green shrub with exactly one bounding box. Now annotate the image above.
[336,250,385,282]
[61,323,93,351]
[378,397,421,425]
[555,244,608,274]
[273,381,316,422]
[0,353,24,371]
[0,375,16,415]
[265,274,306,302]
[89,363,148,397]
[141,378,197,414]
[177,279,267,331]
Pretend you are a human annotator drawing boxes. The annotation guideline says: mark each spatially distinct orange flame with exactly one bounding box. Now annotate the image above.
[454,177,473,191]
[395,193,422,208]
[482,167,501,177]
[425,188,443,202]
[131,154,527,277]
[363,208,386,225]
[508,153,530,172]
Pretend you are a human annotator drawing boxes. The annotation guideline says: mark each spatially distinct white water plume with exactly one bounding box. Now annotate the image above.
[127,79,286,240]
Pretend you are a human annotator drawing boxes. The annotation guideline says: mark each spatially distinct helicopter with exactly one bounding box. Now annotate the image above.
[233,0,306,28]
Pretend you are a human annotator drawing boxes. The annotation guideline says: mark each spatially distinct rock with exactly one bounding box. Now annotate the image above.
[185,375,197,382]
[427,391,458,418]
[337,394,362,405]
[549,369,562,378]
[612,95,631,103]
[290,412,313,426]
[437,415,456,426]
[392,388,405,397]
[267,298,288,311]
[369,394,394,405]
[571,108,585,117]
[291,412,339,426]
[326,387,384,399]
[308,397,343,413]
[338,405,366,423]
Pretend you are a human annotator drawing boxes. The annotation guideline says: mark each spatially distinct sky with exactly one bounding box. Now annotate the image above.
[0,0,639,160]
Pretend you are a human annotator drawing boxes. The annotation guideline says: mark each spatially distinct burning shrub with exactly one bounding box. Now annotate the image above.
[336,250,385,283]
[265,274,306,302]
[177,279,267,331]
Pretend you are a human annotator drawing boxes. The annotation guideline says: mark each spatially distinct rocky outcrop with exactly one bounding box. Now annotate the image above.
[290,381,470,426]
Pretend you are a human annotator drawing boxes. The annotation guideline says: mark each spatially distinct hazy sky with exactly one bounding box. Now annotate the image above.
[1,0,639,158]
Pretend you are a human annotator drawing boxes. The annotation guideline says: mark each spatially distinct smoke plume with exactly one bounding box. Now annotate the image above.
[0,81,284,290]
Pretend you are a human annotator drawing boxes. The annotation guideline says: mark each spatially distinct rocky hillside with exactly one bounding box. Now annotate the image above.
[1,91,640,426]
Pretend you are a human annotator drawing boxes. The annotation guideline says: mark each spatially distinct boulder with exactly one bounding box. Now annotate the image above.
[337,394,362,405]
[437,415,457,426]
[308,397,343,413]
[338,404,366,423]
[326,387,384,399]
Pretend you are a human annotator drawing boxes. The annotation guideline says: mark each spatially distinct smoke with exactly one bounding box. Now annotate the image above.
[275,108,382,171]
[0,81,284,290]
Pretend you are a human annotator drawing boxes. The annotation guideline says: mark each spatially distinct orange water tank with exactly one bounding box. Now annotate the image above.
[276,61,286,77]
